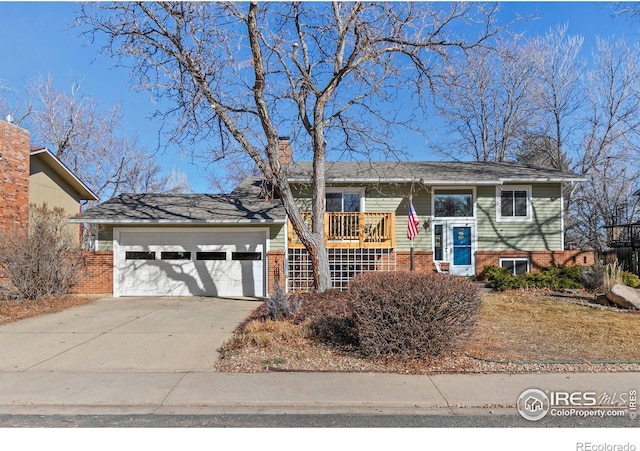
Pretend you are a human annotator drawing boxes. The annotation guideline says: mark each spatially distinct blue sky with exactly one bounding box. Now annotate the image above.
[1,2,639,194]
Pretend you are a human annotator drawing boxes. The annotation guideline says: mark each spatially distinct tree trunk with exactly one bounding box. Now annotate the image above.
[274,173,331,292]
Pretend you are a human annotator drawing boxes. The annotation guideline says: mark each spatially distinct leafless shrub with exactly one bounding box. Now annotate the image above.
[266,281,301,320]
[349,272,482,359]
[0,205,84,301]
[580,261,605,291]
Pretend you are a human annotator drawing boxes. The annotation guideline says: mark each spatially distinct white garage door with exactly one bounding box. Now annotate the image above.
[115,229,265,297]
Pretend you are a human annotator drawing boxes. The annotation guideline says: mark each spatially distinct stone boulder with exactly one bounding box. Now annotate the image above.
[606,284,640,310]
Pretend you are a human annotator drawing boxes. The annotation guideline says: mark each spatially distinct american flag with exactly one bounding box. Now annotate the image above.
[407,199,420,240]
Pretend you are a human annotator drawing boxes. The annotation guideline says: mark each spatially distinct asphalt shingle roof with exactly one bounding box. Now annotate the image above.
[71,178,286,224]
[72,161,583,223]
[286,161,584,184]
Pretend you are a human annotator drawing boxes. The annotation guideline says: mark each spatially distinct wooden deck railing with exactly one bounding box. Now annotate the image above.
[288,212,395,248]
[607,223,640,248]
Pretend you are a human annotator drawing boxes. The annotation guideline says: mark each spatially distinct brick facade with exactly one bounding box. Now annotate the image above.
[475,249,595,279]
[268,250,286,293]
[71,248,596,296]
[73,251,114,295]
[395,250,436,272]
[0,121,30,230]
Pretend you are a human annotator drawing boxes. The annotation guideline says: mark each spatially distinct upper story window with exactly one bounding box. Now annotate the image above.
[498,185,531,221]
[325,190,363,212]
[433,189,474,217]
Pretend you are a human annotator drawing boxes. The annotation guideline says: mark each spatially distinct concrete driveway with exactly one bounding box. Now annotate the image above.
[0,296,260,373]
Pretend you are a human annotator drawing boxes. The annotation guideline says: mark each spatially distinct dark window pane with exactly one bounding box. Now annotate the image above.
[514,191,528,216]
[514,260,529,275]
[500,260,515,273]
[232,252,262,261]
[326,193,342,212]
[125,251,155,260]
[501,259,529,275]
[434,224,444,261]
[196,251,226,261]
[161,251,191,260]
[343,193,361,212]
[501,191,514,216]
[434,192,473,217]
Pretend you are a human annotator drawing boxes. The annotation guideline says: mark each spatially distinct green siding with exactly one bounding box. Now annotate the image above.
[270,224,286,251]
[94,182,563,254]
[476,184,563,251]
[290,183,432,251]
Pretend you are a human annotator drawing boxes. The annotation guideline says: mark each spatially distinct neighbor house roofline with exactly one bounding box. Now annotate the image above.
[30,148,98,201]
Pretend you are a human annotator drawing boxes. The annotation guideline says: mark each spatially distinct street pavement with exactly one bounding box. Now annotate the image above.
[0,296,638,424]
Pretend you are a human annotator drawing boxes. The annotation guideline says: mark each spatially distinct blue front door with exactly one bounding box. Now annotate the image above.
[449,224,474,276]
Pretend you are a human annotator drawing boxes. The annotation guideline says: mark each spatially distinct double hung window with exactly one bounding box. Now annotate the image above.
[498,186,531,221]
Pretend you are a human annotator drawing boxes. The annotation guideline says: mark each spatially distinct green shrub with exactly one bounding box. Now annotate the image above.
[484,264,584,292]
[622,271,640,288]
[348,272,482,359]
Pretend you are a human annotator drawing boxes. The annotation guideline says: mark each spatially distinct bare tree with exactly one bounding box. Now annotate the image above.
[569,38,640,251]
[526,25,586,168]
[26,76,190,199]
[77,1,501,291]
[433,37,536,162]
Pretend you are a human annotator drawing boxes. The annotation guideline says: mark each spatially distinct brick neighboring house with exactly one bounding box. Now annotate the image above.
[72,139,594,298]
[0,119,98,287]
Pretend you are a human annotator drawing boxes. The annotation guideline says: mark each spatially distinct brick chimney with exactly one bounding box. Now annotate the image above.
[0,119,30,230]
[277,136,293,165]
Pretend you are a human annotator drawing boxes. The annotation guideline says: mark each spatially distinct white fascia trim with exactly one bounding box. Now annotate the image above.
[290,178,502,185]
[499,177,586,183]
[69,218,287,224]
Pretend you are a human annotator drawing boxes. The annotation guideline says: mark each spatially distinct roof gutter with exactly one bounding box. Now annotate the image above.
[289,177,585,184]
[68,218,287,225]
[289,177,502,185]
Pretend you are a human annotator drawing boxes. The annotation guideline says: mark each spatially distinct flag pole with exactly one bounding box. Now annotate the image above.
[408,194,419,272]
[410,237,415,271]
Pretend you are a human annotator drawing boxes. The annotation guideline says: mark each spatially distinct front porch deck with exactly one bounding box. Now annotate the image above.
[288,212,395,249]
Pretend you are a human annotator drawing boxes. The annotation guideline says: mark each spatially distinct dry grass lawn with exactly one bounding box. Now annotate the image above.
[467,292,640,363]
[0,296,96,326]
[217,290,640,374]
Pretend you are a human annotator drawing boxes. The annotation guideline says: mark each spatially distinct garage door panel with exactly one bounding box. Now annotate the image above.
[116,230,265,297]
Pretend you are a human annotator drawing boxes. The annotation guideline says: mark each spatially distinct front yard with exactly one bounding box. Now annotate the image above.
[216,289,640,374]
[0,296,95,326]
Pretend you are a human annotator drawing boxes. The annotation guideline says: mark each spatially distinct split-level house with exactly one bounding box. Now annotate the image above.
[72,148,594,297]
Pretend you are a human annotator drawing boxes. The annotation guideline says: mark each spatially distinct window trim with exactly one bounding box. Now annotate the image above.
[499,257,530,275]
[431,186,476,219]
[497,185,532,222]
[325,188,365,213]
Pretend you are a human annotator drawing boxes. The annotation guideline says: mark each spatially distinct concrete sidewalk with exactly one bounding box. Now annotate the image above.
[0,371,637,416]
[0,296,637,417]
